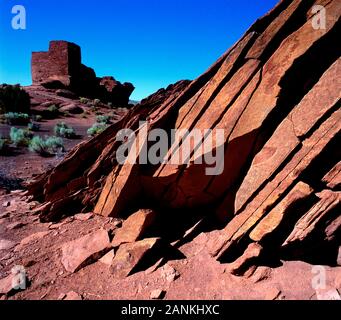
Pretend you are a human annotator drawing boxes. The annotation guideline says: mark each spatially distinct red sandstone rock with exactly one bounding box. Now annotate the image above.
[59,103,84,114]
[150,289,164,300]
[111,209,156,247]
[27,0,341,273]
[61,229,110,273]
[225,243,263,277]
[0,239,16,251]
[110,238,160,279]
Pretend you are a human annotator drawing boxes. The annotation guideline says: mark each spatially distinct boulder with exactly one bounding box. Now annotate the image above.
[55,89,78,99]
[225,243,263,277]
[111,209,156,247]
[110,238,160,279]
[61,229,110,273]
[59,103,84,114]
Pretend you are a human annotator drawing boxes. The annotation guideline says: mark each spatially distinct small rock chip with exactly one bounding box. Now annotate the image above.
[99,250,115,266]
[316,287,341,300]
[160,264,180,283]
[74,212,94,221]
[0,239,16,251]
[2,201,10,207]
[64,291,83,300]
[49,222,64,230]
[251,266,272,283]
[150,289,164,300]
[264,288,282,300]
[57,293,66,300]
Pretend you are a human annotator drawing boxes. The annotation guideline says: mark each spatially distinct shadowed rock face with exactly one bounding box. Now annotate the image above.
[31,40,134,106]
[28,0,341,270]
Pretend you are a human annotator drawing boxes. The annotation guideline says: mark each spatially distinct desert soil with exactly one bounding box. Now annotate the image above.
[0,189,340,300]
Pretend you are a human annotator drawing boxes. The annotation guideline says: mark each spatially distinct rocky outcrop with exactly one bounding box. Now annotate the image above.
[28,0,341,273]
[31,41,134,106]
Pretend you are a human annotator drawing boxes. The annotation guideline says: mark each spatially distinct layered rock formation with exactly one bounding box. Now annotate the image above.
[28,0,341,273]
[32,41,134,106]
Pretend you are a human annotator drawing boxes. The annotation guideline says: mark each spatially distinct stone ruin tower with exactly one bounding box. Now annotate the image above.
[32,41,83,88]
[31,40,134,106]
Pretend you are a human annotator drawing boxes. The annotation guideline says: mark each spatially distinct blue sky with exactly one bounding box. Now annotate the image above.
[0,0,278,100]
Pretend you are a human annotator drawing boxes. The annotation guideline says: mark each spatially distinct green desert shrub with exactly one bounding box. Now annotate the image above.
[0,137,7,154]
[90,105,99,113]
[48,105,58,113]
[93,98,101,106]
[79,97,90,104]
[45,136,64,152]
[0,84,30,114]
[33,115,43,122]
[87,123,107,137]
[29,136,64,156]
[10,127,32,147]
[44,105,59,119]
[27,122,41,132]
[54,122,76,138]
[5,112,30,125]
[96,115,111,124]
[28,136,48,156]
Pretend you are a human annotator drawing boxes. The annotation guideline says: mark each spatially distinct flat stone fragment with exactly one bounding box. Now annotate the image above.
[111,209,156,247]
[61,229,110,273]
[0,239,16,251]
[110,238,160,279]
